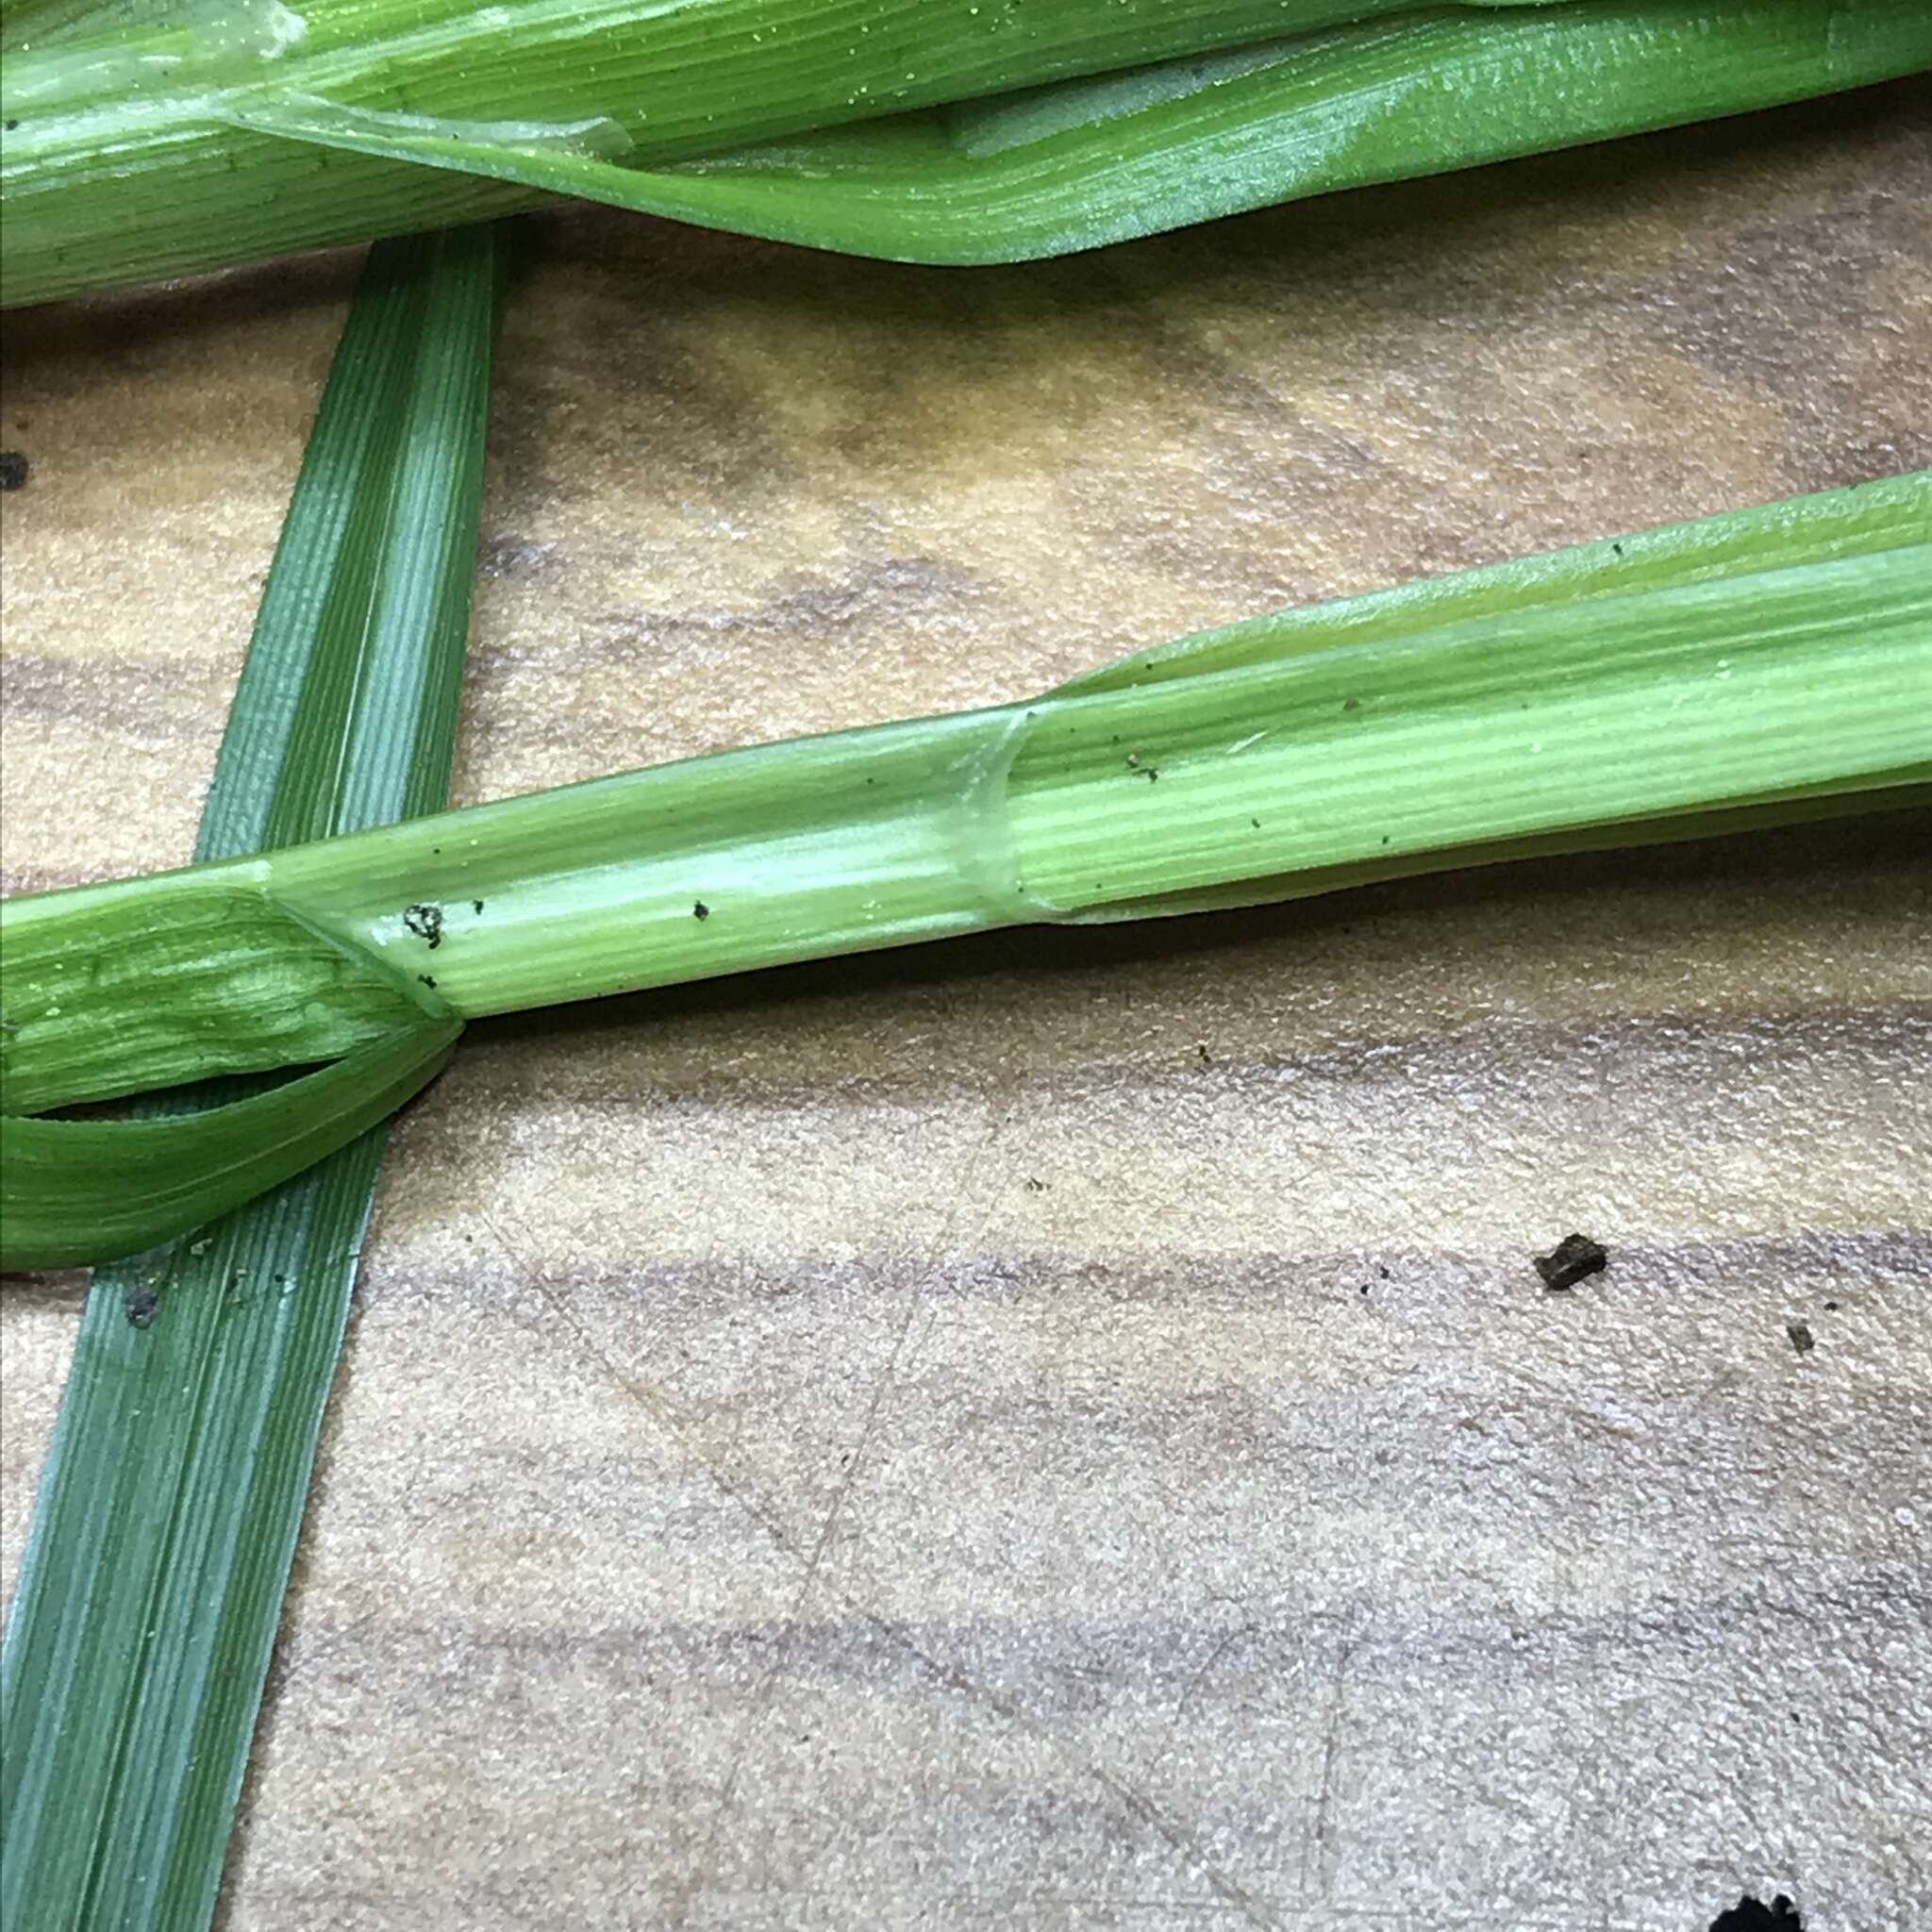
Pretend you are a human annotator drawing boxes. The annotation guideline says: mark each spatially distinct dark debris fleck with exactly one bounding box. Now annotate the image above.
[403,903,444,948]
[1709,1895,1803,1932]
[1787,1322,1815,1357]
[125,1288,158,1329]
[1535,1233,1608,1292]
[0,451,29,491]
[693,901,710,921]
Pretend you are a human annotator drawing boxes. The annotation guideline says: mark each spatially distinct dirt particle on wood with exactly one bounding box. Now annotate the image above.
[1535,1232,1608,1292]
[1787,1321,1815,1357]
[0,451,29,491]
[403,903,444,948]
[125,1288,158,1329]
[1708,1896,1802,1932]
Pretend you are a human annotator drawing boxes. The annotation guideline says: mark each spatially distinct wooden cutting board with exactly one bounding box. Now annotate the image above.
[3,79,1928,1932]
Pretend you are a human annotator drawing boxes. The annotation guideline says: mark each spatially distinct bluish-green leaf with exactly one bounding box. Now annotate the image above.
[0,221,502,1932]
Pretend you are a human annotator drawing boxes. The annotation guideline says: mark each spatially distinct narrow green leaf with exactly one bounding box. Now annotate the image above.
[0,880,446,1116]
[0,0,1462,304]
[1063,459,1932,693]
[0,223,501,1932]
[5,0,1928,305]
[228,0,1932,269]
[0,1021,460,1273]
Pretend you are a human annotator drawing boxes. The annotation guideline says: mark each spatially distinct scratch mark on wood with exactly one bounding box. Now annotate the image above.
[1306,1638,1357,1905]
[691,1098,1020,1905]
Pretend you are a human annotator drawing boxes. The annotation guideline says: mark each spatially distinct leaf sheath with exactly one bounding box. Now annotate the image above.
[5,473,1926,1259]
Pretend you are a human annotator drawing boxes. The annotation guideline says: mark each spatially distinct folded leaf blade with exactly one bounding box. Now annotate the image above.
[0,1020,460,1272]
[4,0,1929,303]
[226,1,1932,268]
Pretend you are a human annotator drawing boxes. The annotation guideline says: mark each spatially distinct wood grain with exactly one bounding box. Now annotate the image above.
[3,80,1930,1932]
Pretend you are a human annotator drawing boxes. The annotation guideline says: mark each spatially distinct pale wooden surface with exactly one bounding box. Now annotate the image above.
[4,81,1931,1932]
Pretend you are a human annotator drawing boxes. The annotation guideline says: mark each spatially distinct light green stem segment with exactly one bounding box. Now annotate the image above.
[5,471,1929,1124]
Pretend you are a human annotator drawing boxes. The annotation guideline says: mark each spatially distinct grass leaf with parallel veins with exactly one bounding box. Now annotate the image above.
[3,0,1927,304]
[230,2,1932,268]
[0,221,502,1932]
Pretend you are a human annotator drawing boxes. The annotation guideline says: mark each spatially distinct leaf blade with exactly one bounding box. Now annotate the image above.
[5,0,1929,303]
[0,1021,460,1273]
[0,221,501,1932]
[223,1,1932,268]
